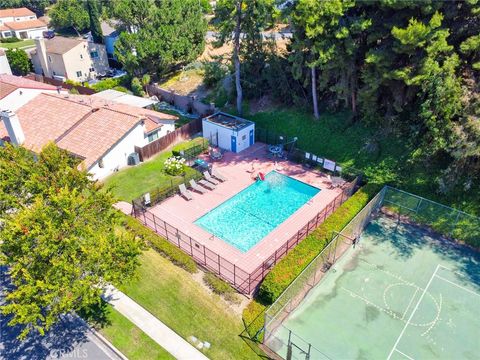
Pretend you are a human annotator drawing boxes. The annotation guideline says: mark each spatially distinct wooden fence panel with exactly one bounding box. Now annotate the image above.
[135,117,202,161]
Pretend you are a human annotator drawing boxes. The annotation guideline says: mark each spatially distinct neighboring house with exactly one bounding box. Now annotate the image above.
[101,21,119,58]
[30,36,109,82]
[0,49,12,74]
[93,89,177,142]
[0,8,48,39]
[0,73,64,111]
[0,92,178,179]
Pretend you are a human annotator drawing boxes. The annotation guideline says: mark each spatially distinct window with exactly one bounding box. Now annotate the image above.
[48,55,52,62]
[76,71,82,78]
[242,134,246,140]
[147,131,159,143]
[98,158,104,168]
[53,71,56,75]
[90,51,99,59]
[80,54,83,59]
[89,67,95,72]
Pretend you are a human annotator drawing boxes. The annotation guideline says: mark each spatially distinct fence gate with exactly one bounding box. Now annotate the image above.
[286,330,311,360]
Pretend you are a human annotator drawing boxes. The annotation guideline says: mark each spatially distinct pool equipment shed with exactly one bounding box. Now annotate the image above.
[202,112,255,153]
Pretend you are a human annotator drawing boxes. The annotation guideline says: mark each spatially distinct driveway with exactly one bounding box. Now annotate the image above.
[0,267,124,360]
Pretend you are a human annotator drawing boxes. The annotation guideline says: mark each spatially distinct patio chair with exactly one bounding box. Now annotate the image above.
[203,171,219,185]
[210,168,227,182]
[189,179,207,194]
[179,183,193,200]
[198,178,216,190]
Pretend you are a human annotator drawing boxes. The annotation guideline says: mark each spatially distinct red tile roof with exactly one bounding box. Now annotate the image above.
[3,18,47,31]
[0,74,58,98]
[0,93,142,169]
[0,7,35,18]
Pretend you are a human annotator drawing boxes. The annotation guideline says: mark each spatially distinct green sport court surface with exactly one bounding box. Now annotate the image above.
[266,216,480,360]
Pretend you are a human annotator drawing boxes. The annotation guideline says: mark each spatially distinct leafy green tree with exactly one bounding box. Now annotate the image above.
[5,49,31,76]
[87,0,103,43]
[49,0,90,33]
[0,143,141,339]
[0,0,49,16]
[141,73,151,95]
[131,77,145,97]
[112,0,207,76]
[215,0,275,115]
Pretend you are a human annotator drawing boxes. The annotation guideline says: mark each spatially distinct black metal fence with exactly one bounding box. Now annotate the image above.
[132,179,358,294]
[255,127,361,182]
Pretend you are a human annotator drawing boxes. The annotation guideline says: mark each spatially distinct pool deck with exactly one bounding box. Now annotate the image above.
[148,142,346,274]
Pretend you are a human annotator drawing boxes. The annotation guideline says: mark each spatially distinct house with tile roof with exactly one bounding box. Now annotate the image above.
[0,73,65,111]
[31,36,109,82]
[0,91,179,179]
[0,7,48,39]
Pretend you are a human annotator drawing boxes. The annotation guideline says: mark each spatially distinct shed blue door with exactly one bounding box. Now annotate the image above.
[231,135,237,152]
[249,129,254,146]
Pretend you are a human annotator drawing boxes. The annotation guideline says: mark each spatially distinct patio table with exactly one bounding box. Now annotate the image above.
[268,145,282,157]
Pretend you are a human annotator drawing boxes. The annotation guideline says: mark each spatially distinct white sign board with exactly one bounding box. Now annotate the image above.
[323,159,336,172]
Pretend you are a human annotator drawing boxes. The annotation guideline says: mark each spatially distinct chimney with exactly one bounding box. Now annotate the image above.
[34,37,51,78]
[1,110,25,145]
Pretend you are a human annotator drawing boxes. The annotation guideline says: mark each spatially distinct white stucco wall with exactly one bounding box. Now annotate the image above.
[235,124,254,153]
[202,119,254,153]
[88,122,144,180]
[0,54,12,74]
[202,119,233,151]
[0,88,61,111]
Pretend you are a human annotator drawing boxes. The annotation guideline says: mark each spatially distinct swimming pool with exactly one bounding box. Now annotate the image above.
[195,171,320,252]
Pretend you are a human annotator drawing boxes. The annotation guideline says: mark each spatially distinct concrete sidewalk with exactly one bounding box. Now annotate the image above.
[103,285,209,360]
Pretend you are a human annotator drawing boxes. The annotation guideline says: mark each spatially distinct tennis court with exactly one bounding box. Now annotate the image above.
[265,215,480,359]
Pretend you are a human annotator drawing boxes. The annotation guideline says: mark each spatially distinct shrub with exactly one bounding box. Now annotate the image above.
[203,61,228,88]
[0,36,20,43]
[113,85,129,93]
[121,214,197,273]
[91,76,130,92]
[203,272,240,303]
[257,183,381,304]
[242,300,267,340]
[131,77,146,97]
[164,156,186,176]
[171,137,209,157]
[203,272,234,295]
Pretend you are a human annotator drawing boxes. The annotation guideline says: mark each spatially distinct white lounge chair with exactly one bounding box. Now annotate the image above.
[189,179,207,194]
[179,183,193,200]
[198,178,216,190]
[203,171,219,185]
[210,168,227,182]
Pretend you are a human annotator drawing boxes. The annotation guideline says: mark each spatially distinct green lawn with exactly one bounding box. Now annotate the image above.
[99,306,174,360]
[0,39,35,49]
[249,108,480,216]
[103,149,199,202]
[118,249,261,360]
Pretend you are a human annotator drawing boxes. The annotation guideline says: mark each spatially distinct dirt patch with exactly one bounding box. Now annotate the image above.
[191,269,250,317]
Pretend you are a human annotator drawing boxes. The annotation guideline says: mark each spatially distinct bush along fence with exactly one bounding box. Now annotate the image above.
[134,117,203,161]
[255,127,361,181]
[26,74,96,95]
[131,178,358,295]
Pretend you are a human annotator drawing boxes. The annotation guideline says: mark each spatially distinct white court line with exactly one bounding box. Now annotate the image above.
[401,287,419,321]
[434,274,480,298]
[386,264,440,360]
[395,348,415,360]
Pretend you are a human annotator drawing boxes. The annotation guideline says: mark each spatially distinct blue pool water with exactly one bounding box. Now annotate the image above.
[195,171,320,252]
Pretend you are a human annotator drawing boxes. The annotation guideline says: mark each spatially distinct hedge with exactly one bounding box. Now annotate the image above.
[242,300,267,341]
[121,214,198,273]
[257,183,381,304]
